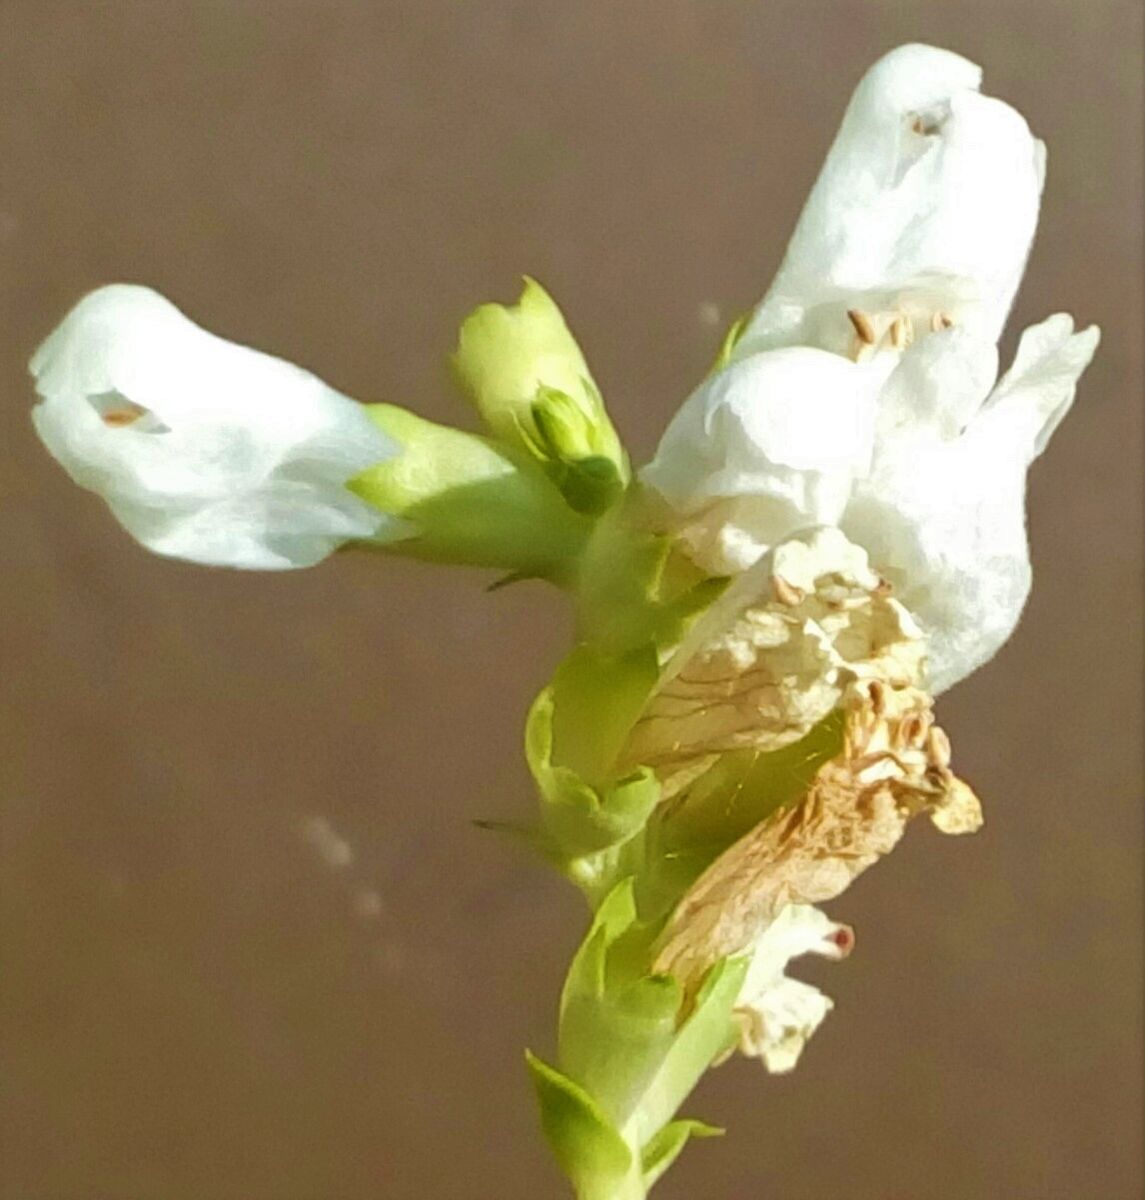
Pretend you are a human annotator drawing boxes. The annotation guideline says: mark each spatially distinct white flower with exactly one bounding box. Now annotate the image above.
[642,44,1099,693]
[732,904,853,1074]
[31,285,400,570]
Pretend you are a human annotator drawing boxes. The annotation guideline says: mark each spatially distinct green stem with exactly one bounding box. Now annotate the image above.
[576,1158,646,1200]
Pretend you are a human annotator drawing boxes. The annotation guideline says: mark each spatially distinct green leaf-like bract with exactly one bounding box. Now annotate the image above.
[452,278,629,513]
[546,879,748,1194]
[526,1051,642,1200]
[641,1119,723,1190]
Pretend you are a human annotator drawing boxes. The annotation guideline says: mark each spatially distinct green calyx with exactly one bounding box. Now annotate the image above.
[452,278,628,514]
[350,403,591,581]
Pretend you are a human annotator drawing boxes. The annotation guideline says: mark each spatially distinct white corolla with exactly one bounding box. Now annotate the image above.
[643,43,1099,693]
[31,285,399,570]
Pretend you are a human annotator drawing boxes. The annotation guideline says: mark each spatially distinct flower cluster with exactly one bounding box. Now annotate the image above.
[30,42,1098,1200]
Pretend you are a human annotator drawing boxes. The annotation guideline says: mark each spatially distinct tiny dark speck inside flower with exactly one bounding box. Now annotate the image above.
[87,390,169,432]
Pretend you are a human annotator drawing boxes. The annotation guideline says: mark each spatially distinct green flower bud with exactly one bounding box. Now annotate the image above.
[452,279,629,512]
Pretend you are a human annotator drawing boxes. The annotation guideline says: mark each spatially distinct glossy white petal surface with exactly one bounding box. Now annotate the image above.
[642,347,882,573]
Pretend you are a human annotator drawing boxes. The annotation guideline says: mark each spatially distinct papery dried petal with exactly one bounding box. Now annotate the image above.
[653,668,980,1072]
[621,528,923,795]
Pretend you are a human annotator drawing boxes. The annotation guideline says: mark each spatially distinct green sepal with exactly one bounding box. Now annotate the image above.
[576,501,730,656]
[350,404,589,580]
[641,1119,723,1191]
[558,881,682,1130]
[527,689,659,860]
[618,955,747,1148]
[526,1051,640,1200]
[557,455,626,518]
[453,277,594,442]
[559,878,640,1014]
[710,310,751,374]
[557,880,748,1150]
[548,644,660,786]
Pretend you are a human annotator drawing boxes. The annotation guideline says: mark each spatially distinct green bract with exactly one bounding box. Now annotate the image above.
[526,684,660,864]
[528,880,747,1199]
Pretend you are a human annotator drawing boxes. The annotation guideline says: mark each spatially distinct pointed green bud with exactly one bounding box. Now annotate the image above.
[452,279,629,511]
[532,385,595,460]
[349,403,589,580]
[532,387,625,515]
[453,278,590,438]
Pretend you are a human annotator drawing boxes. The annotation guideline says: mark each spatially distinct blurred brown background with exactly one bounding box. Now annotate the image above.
[1,3,1141,1198]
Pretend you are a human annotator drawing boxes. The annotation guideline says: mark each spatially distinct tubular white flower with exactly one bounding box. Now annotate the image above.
[642,44,1100,691]
[31,285,400,570]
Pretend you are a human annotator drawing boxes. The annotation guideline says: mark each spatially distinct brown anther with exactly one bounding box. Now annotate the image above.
[101,403,148,427]
[926,725,952,768]
[868,680,887,716]
[930,310,955,333]
[873,577,893,597]
[889,315,913,350]
[899,714,926,748]
[847,308,877,345]
[772,575,804,607]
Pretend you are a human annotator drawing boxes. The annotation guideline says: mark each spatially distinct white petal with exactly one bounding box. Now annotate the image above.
[976,313,1101,458]
[874,325,999,446]
[31,285,399,569]
[642,348,880,573]
[739,44,1042,357]
[843,314,1100,692]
